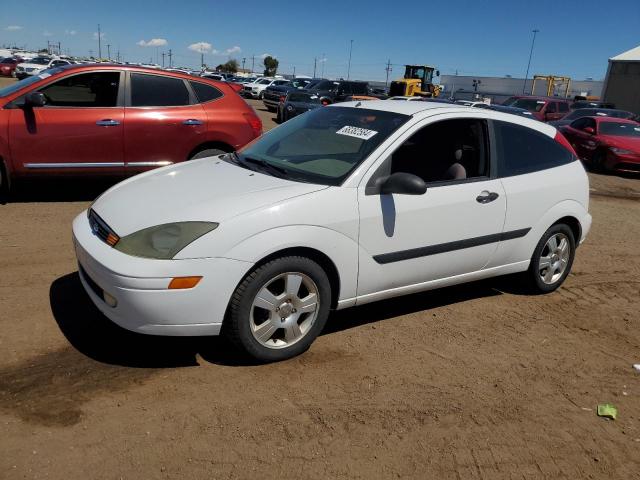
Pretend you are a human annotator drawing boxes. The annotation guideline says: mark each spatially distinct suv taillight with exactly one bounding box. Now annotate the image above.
[243,112,262,137]
[279,95,286,103]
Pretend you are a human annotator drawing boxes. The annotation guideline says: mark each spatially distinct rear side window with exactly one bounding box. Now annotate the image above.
[546,102,557,113]
[189,81,223,103]
[558,102,569,113]
[131,73,190,107]
[494,121,574,177]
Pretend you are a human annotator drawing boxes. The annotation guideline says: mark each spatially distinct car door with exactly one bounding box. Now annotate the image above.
[356,115,506,300]
[544,101,561,122]
[7,70,125,174]
[566,118,597,159]
[124,71,207,171]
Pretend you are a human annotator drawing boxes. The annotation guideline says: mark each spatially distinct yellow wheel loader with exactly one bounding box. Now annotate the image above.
[388,65,442,97]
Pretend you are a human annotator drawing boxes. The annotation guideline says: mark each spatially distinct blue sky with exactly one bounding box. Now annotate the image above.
[1,0,638,80]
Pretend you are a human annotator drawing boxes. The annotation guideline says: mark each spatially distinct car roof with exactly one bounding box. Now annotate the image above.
[592,116,639,124]
[512,95,570,102]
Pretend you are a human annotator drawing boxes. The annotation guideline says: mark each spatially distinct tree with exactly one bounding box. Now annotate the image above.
[217,59,239,73]
[263,56,279,76]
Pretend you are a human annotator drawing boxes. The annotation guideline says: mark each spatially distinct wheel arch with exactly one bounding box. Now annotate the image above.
[552,215,582,246]
[247,247,341,310]
[187,141,234,160]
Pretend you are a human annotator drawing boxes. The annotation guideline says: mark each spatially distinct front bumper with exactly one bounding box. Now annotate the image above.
[606,151,640,173]
[72,212,252,336]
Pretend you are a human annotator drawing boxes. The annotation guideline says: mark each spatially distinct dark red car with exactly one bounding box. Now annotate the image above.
[0,57,22,77]
[502,95,571,122]
[0,64,262,194]
[560,117,640,173]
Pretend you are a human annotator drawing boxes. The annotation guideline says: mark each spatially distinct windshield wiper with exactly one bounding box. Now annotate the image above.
[240,156,289,178]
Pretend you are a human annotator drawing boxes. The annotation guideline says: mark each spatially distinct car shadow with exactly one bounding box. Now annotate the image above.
[50,271,531,368]
[6,177,125,203]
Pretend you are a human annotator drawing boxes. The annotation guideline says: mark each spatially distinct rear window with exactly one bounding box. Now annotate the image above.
[511,99,546,112]
[131,73,190,107]
[288,92,320,103]
[189,81,223,103]
[494,120,574,177]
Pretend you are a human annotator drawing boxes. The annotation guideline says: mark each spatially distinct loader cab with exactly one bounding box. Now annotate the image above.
[389,64,441,98]
[404,65,437,85]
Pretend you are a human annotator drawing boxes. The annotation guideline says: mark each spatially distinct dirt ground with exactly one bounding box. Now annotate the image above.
[1,79,640,479]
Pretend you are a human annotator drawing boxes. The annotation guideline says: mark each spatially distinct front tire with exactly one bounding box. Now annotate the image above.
[224,256,332,362]
[524,224,575,293]
[591,150,607,173]
[189,148,226,160]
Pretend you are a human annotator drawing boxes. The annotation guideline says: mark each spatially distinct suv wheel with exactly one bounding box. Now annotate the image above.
[525,224,575,293]
[224,256,332,362]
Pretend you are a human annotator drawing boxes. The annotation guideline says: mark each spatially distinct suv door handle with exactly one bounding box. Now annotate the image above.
[96,119,120,127]
[476,191,500,204]
[183,119,203,126]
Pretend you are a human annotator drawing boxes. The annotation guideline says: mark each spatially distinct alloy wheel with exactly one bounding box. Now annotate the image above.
[249,272,319,349]
[539,233,570,285]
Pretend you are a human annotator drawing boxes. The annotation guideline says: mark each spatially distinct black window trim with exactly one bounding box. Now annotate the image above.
[365,116,495,195]
[8,70,125,109]
[125,71,196,108]
[187,79,225,105]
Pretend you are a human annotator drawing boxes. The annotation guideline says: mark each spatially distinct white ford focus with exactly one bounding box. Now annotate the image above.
[73,100,592,362]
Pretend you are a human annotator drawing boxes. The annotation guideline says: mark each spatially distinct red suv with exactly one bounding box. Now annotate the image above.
[502,96,571,122]
[0,57,22,77]
[0,64,262,195]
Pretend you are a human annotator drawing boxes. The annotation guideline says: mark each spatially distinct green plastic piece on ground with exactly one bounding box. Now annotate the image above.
[597,403,618,420]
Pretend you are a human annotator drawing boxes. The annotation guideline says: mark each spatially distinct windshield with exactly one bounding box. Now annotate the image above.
[236,107,410,186]
[599,122,640,138]
[258,78,271,85]
[565,109,601,120]
[510,99,545,112]
[0,73,47,98]
[30,57,51,65]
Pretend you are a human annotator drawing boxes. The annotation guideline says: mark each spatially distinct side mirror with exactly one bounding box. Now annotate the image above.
[380,172,427,195]
[583,127,595,135]
[24,91,46,108]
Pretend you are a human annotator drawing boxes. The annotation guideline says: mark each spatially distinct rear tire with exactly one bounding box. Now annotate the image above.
[523,224,575,294]
[224,256,332,363]
[189,148,226,160]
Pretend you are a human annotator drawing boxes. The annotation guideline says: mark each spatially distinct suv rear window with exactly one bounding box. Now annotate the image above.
[189,81,223,103]
[494,120,574,176]
[131,73,190,107]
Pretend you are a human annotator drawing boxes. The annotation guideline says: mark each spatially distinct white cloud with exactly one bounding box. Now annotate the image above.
[43,30,53,37]
[137,38,168,47]
[65,29,77,36]
[188,42,215,54]
[319,57,328,63]
[93,32,105,40]
[225,46,241,55]
[5,25,23,31]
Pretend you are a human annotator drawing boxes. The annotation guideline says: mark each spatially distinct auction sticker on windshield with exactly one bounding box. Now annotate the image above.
[336,126,378,140]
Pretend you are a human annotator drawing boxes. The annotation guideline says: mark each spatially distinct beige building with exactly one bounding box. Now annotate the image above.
[602,45,640,115]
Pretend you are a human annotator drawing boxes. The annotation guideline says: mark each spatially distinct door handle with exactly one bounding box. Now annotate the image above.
[183,119,203,126]
[96,119,120,127]
[476,191,500,204]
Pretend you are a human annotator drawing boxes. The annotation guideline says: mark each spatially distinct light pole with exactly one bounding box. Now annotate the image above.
[523,29,539,94]
[347,40,353,80]
[321,52,325,78]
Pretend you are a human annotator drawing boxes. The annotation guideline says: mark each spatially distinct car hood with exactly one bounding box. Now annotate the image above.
[600,135,640,152]
[18,63,46,69]
[91,157,328,236]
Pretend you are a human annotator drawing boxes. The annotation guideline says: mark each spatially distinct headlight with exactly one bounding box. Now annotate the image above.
[610,147,634,155]
[114,222,218,259]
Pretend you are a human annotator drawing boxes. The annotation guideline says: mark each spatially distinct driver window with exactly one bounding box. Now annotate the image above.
[389,118,488,183]
[38,72,120,107]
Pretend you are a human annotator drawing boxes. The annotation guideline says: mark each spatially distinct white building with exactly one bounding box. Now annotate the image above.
[602,45,640,115]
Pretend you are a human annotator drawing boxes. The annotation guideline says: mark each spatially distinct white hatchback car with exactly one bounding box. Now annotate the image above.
[73,101,592,362]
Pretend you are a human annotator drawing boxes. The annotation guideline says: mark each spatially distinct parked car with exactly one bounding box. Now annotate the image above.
[303,80,372,105]
[276,91,325,123]
[548,108,637,128]
[502,96,571,122]
[72,100,591,362]
[14,56,72,79]
[242,77,290,99]
[0,57,22,77]
[0,64,262,195]
[560,117,640,173]
[570,100,615,110]
[201,72,226,81]
[262,78,316,112]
